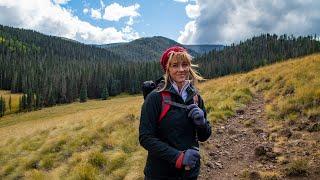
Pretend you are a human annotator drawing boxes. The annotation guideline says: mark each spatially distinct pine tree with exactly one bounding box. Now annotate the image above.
[101,86,109,100]
[19,96,22,112]
[80,85,87,103]
[0,96,6,117]
[35,92,42,110]
[0,96,3,117]
[9,95,12,112]
[22,94,27,111]
[26,89,33,111]
[2,97,6,116]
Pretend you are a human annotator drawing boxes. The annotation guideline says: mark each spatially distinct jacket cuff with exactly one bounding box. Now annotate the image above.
[175,152,184,169]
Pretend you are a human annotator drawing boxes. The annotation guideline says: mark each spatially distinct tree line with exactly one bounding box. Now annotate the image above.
[0,25,162,112]
[194,34,320,78]
[0,24,319,114]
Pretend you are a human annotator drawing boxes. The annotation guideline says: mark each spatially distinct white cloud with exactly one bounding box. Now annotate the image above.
[83,8,88,14]
[53,0,71,5]
[122,26,132,33]
[121,25,139,40]
[90,8,101,19]
[0,0,140,44]
[178,21,196,44]
[103,3,140,21]
[178,0,320,44]
[126,17,134,26]
[174,0,188,3]
[185,4,200,19]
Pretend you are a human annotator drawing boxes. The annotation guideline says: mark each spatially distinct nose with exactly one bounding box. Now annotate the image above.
[178,65,184,71]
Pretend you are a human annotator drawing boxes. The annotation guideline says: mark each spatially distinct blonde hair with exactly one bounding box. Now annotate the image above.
[159,51,205,91]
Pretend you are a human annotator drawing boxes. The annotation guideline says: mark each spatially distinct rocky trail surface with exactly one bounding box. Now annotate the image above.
[199,93,280,180]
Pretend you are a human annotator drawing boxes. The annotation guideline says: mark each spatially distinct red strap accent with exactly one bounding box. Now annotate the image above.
[158,91,171,122]
[175,152,185,169]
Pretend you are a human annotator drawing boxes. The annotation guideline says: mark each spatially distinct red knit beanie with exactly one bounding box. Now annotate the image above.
[160,45,187,71]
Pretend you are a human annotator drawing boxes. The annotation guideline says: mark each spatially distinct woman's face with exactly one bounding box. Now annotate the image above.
[168,57,190,85]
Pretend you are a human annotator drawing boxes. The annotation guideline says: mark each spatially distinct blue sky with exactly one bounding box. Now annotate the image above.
[0,0,319,45]
[63,0,191,40]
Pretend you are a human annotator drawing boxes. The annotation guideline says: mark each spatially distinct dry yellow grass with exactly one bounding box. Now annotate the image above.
[0,90,22,115]
[0,96,145,179]
[0,53,319,179]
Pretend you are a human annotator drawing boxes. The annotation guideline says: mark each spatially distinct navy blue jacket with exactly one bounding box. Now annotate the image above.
[139,82,211,179]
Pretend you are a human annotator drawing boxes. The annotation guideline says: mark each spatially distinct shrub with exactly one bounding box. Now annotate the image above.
[39,154,55,170]
[285,159,309,176]
[88,151,107,169]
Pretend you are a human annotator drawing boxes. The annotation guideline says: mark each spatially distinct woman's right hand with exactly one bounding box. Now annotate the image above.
[187,104,206,127]
[182,149,200,168]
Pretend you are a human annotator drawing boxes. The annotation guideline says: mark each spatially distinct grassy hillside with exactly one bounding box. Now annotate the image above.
[0,54,319,179]
[199,53,320,178]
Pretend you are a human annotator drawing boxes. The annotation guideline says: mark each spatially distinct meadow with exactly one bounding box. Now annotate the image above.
[0,53,319,179]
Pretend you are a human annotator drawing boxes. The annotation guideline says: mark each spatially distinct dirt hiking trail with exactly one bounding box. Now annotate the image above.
[199,92,300,180]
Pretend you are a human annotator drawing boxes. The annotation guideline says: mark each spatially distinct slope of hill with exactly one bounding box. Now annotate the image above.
[99,37,224,61]
[0,25,122,62]
[98,36,200,61]
[198,53,320,179]
[0,54,319,179]
[195,34,320,79]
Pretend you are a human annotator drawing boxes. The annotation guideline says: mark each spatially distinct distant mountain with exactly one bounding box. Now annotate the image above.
[0,25,122,63]
[184,44,224,54]
[98,36,186,61]
[98,36,223,61]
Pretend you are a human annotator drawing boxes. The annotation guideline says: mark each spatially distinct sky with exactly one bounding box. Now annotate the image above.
[0,0,319,45]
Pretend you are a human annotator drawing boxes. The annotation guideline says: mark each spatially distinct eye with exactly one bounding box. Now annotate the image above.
[182,63,189,68]
[171,64,178,68]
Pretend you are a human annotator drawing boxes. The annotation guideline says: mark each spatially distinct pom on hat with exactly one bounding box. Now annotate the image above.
[160,46,187,71]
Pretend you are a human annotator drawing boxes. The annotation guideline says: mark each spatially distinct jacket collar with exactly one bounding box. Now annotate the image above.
[163,80,198,103]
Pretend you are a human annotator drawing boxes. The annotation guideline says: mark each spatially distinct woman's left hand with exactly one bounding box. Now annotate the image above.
[187,104,206,126]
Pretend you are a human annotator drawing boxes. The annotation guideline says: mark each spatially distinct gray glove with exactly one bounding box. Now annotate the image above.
[187,104,206,127]
[182,149,200,168]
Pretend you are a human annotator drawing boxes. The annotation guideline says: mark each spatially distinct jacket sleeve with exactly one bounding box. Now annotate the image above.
[196,95,212,142]
[139,91,181,164]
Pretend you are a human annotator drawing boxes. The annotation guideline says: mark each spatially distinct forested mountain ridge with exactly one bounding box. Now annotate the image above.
[0,24,319,114]
[99,36,225,61]
[99,36,199,61]
[0,25,123,63]
[195,34,320,78]
[0,24,162,109]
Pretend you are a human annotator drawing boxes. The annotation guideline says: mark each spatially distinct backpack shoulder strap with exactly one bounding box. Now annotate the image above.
[158,91,171,123]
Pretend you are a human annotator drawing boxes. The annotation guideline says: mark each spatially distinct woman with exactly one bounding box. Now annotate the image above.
[139,46,212,180]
